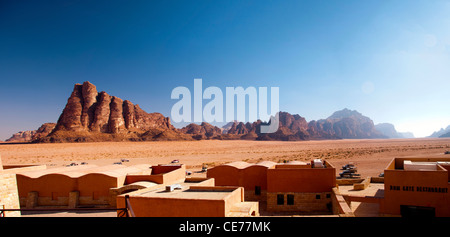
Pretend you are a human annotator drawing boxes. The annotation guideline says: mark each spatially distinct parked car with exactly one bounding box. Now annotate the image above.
[171,159,180,163]
[339,170,361,178]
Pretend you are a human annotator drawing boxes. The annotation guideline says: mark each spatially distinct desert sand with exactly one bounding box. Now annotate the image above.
[1,138,449,178]
[2,138,449,217]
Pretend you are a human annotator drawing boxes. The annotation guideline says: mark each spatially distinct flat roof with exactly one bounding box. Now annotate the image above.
[131,184,236,200]
[18,164,151,178]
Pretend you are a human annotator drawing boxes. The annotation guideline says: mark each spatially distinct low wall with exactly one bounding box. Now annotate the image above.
[0,173,21,217]
[331,187,354,217]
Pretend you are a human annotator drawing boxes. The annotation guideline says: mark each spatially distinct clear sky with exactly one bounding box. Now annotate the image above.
[1,0,449,140]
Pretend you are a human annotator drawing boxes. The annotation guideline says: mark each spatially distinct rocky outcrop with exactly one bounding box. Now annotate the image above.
[219,109,386,141]
[10,81,396,143]
[6,123,56,142]
[439,132,450,138]
[39,81,187,142]
[325,109,386,139]
[429,125,450,138]
[180,122,223,140]
[6,131,36,142]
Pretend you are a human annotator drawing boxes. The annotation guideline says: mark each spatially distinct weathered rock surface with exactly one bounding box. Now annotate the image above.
[39,81,188,142]
[180,122,223,140]
[6,123,56,142]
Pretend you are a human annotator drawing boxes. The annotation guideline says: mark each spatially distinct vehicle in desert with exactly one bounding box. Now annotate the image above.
[339,170,361,178]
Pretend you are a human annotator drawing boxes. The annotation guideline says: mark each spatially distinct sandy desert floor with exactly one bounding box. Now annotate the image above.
[2,138,449,217]
[1,138,449,178]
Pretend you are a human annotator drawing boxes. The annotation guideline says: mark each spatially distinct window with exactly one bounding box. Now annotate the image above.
[316,194,321,199]
[277,194,284,205]
[287,194,294,205]
[326,194,331,199]
[255,186,261,196]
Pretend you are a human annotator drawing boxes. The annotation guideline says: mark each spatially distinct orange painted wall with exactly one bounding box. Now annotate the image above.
[241,166,270,190]
[152,165,182,175]
[207,166,240,187]
[117,187,244,217]
[383,168,450,216]
[16,173,119,199]
[125,165,185,185]
[267,167,336,193]
[17,174,77,198]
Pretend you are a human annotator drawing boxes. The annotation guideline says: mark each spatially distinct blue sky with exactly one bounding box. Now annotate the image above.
[1,0,449,140]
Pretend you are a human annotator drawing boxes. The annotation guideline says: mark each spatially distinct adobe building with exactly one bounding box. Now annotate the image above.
[15,163,186,209]
[381,156,450,217]
[206,161,277,201]
[266,160,336,213]
[207,159,337,214]
[0,155,46,217]
[116,178,259,217]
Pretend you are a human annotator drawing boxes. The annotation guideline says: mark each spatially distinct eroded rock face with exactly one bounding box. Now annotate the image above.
[56,83,84,131]
[40,81,181,142]
[5,123,56,142]
[90,91,112,133]
[180,122,223,140]
[54,81,175,135]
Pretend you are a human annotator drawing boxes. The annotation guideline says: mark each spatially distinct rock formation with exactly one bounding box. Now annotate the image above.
[429,125,450,138]
[39,81,189,142]
[180,122,223,140]
[8,81,397,143]
[6,123,56,142]
[220,109,386,141]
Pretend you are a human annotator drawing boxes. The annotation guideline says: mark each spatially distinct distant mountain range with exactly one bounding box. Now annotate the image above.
[428,125,450,138]
[374,123,415,139]
[4,81,422,143]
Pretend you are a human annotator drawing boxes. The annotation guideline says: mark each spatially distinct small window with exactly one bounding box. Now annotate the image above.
[316,194,321,199]
[326,194,331,199]
[255,186,261,196]
[277,194,284,205]
[287,194,294,205]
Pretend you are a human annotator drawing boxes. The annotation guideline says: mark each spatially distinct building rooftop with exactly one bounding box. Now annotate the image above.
[129,184,237,200]
[17,164,151,179]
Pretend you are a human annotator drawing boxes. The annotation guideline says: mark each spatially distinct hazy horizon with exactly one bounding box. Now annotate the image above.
[1,0,450,140]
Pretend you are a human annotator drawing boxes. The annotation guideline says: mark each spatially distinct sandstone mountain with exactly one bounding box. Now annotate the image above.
[6,123,56,143]
[6,130,36,143]
[38,81,191,142]
[221,109,386,140]
[7,82,395,143]
[439,132,450,138]
[179,122,223,140]
[429,125,450,138]
[375,123,415,139]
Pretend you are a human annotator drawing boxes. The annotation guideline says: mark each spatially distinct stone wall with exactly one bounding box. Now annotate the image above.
[0,173,21,217]
[267,192,332,213]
